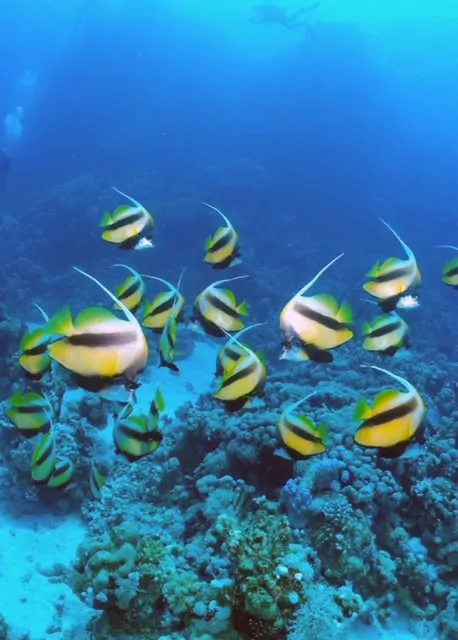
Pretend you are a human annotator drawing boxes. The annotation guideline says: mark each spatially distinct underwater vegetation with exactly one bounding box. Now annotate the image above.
[0,174,456,640]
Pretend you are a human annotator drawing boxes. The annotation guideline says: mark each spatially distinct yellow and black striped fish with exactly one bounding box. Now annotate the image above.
[113,265,146,314]
[158,314,179,372]
[215,322,266,377]
[363,219,421,313]
[6,391,52,438]
[18,304,52,379]
[47,457,75,489]
[46,268,148,391]
[213,335,266,411]
[354,365,426,457]
[277,394,327,459]
[142,271,185,332]
[100,188,154,250]
[113,389,165,461]
[90,462,106,500]
[362,312,410,356]
[202,202,241,269]
[31,431,56,483]
[436,245,458,289]
[194,275,249,336]
[280,254,353,362]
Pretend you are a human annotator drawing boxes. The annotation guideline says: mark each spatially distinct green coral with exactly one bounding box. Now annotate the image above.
[217,497,313,638]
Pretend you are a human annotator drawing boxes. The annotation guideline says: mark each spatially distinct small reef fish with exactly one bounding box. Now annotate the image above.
[362,312,410,356]
[363,219,421,313]
[113,264,146,314]
[46,267,148,392]
[354,365,426,457]
[31,429,56,483]
[6,391,52,438]
[142,271,186,332]
[89,462,106,500]
[46,456,75,489]
[158,314,179,372]
[100,187,154,250]
[193,275,249,336]
[436,245,458,289]
[277,393,327,459]
[113,389,165,461]
[18,304,52,379]
[215,322,266,377]
[213,331,266,411]
[202,201,241,269]
[280,254,353,362]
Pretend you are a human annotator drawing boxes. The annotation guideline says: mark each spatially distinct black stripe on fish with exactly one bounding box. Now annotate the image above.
[24,343,48,356]
[118,423,163,443]
[68,331,138,348]
[54,460,71,476]
[368,319,402,338]
[148,294,174,317]
[35,438,54,466]
[207,292,239,319]
[15,405,48,415]
[120,278,142,300]
[106,211,145,231]
[283,417,323,444]
[362,397,418,428]
[208,228,234,253]
[445,266,458,278]
[369,265,412,283]
[221,360,258,388]
[166,328,175,349]
[293,302,346,331]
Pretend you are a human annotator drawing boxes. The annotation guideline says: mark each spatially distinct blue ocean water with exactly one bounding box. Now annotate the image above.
[0,1,457,639]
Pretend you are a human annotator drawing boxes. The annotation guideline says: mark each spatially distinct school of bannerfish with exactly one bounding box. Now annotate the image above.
[6,188,457,497]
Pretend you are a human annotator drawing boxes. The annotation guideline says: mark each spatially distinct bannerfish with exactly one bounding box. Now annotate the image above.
[277,393,327,459]
[354,365,426,457]
[46,267,148,392]
[18,304,52,379]
[213,331,267,411]
[158,314,179,372]
[89,462,106,500]
[280,253,353,362]
[363,219,421,313]
[202,201,241,269]
[113,392,164,461]
[6,391,52,438]
[142,270,186,332]
[47,457,75,489]
[436,245,458,289]
[100,187,154,250]
[362,312,410,356]
[215,322,266,377]
[31,429,56,483]
[193,275,249,336]
[112,264,146,314]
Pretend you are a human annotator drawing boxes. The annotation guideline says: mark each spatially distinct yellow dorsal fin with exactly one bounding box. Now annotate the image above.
[366,261,381,278]
[75,307,119,329]
[309,293,339,315]
[220,289,237,306]
[379,256,402,273]
[46,307,74,337]
[373,389,402,411]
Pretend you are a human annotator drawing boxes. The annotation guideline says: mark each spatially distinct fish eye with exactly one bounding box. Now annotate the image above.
[282,340,292,351]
